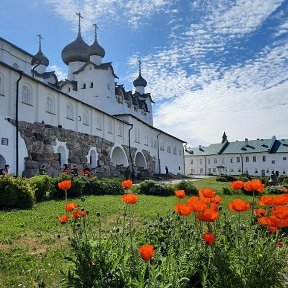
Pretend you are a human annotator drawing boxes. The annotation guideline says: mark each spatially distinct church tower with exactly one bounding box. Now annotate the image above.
[88,23,105,66]
[31,34,49,75]
[133,60,147,95]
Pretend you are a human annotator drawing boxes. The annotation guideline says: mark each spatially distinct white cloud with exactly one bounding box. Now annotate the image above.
[49,65,67,80]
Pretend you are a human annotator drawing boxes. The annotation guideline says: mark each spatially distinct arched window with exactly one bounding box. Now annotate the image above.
[66,103,74,120]
[22,85,32,105]
[83,110,89,126]
[96,115,102,130]
[46,96,55,113]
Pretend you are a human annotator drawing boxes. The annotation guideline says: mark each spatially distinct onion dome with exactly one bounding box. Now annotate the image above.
[88,24,105,58]
[31,34,49,66]
[61,32,89,65]
[31,49,49,66]
[133,60,147,87]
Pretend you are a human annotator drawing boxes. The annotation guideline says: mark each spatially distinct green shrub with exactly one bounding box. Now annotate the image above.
[138,180,173,196]
[175,180,198,195]
[278,176,288,185]
[0,175,35,209]
[223,187,235,195]
[216,175,237,182]
[30,175,53,202]
[239,172,252,182]
[83,178,124,195]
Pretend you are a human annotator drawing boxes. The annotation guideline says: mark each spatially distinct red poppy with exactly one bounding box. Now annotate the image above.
[175,190,186,199]
[64,202,78,212]
[199,188,216,198]
[58,215,69,224]
[210,195,223,205]
[253,208,267,217]
[197,208,219,222]
[58,180,72,191]
[203,233,216,245]
[121,193,138,204]
[231,180,244,190]
[272,205,288,219]
[229,199,250,212]
[243,179,264,193]
[274,194,288,206]
[187,197,206,212]
[72,209,87,219]
[267,226,277,233]
[122,180,133,189]
[259,195,275,206]
[269,215,288,228]
[139,245,154,261]
[175,203,193,216]
[277,241,283,248]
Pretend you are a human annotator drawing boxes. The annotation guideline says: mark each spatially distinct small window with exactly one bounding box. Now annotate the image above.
[272,160,275,164]
[90,82,93,88]
[46,96,55,114]
[253,156,256,162]
[167,145,171,153]
[108,119,113,134]
[66,103,74,120]
[214,158,217,163]
[68,87,71,92]
[262,156,266,162]
[199,159,202,164]
[96,115,102,130]
[82,83,86,89]
[22,85,32,105]
[213,168,216,173]
[144,133,149,146]
[118,124,123,137]
[207,159,210,164]
[283,157,287,160]
[173,147,177,155]
[190,159,193,164]
[237,157,240,163]
[246,157,249,162]
[230,158,233,163]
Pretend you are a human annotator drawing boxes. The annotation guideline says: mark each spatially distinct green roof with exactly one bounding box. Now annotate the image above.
[186,137,288,156]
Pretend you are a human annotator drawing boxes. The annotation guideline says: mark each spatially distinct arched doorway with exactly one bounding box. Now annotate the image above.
[0,154,6,169]
[111,146,128,167]
[135,152,147,170]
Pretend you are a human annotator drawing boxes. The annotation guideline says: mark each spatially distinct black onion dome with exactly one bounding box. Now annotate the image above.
[61,32,89,65]
[133,73,147,87]
[31,49,49,67]
[88,38,105,58]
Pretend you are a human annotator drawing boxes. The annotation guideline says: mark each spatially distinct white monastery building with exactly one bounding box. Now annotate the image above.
[185,132,288,177]
[0,16,185,177]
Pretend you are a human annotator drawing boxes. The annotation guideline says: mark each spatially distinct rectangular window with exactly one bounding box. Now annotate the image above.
[207,159,210,164]
[167,145,171,153]
[283,157,287,160]
[214,158,217,164]
[118,124,123,137]
[191,159,193,164]
[173,147,177,155]
[253,156,256,162]
[213,168,216,173]
[96,115,102,130]
[230,158,233,163]
[262,156,266,162]
[237,157,240,163]
[107,120,113,134]
[90,82,93,88]
[1,138,8,145]
[272,160,275,164]
[82,83,86,89]
[246,157,249,162]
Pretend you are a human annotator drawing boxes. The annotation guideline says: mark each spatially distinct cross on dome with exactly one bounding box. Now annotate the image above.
[76,12,83,33]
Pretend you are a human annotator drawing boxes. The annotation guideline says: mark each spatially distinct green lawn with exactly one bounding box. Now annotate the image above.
[0,177,260,287]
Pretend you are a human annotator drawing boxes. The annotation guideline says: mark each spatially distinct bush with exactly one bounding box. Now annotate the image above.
[278,176,288,185]
[239,172,252,182]
[216,175,237,182]
[83,178,125,195]
[138,180,173,196]
[223,187,235,195]
[175,180,198,195]
[0,175,35,209]
[30,175,53,202]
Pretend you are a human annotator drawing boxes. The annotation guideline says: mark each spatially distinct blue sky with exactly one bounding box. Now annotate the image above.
[1,0,288,147]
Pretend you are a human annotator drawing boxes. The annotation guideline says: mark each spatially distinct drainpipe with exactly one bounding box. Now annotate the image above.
[16,70,23,176]
[156,132,162,174]
[128,124,134,172]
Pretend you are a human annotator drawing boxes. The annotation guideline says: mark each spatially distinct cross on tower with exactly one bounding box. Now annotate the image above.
[76,12,83,33]
[36,34,43,50]
[93,23,99,39]
[138,60,142,75]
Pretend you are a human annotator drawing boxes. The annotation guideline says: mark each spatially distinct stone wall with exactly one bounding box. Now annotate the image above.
[9,120,153,178]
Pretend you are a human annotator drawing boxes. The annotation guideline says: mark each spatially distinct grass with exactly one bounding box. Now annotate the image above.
[0,177,267,287]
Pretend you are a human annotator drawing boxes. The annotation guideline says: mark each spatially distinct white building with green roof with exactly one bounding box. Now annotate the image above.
[185,134,288,177]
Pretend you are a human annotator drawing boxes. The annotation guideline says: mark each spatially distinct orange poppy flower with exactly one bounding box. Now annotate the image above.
[58,215,69,223]
[210,194,223,205]
[243,179,264,193]
[199,188,216,198]
[231,180,244,190]
[272,206,288,219]
[72,209,87,219]
[139,244,154,261]
[258,217,270,226]
[64,202,78,211]
[253,208,267,217]
[175,190,186,199]
[197,208,219,222]
[58,180,72,191]
[122,180,133,189]
[203,232,216,245]
[259,195,275,206]
[274,194,288,206]
[187,197,206,212]
[269,215,288,228]
[229,199,250,212]
[121,193,138,204]
[175,203,193,216]
[267,226,277,233]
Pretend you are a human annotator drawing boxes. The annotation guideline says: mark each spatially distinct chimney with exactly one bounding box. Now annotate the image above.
[245,138,248,146]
